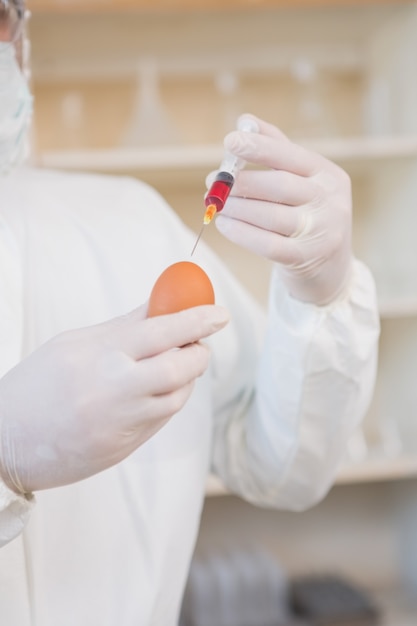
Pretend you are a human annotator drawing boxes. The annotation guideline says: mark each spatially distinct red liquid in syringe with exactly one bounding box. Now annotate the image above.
[203,171,234,224]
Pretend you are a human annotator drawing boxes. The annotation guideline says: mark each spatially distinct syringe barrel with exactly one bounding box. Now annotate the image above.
[219,151,241,177]
[219,118,259,176]
[204,171,234,213]
[203,117,259,216]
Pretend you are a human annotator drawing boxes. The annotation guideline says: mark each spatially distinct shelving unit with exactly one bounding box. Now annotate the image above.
[206,454,417,497]
[28,1,417,622]
[28,0,416,12]
[36,134,417,173]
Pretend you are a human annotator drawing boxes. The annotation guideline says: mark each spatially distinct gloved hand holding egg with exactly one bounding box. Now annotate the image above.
[212,114,353,306]
[0,300,228,495]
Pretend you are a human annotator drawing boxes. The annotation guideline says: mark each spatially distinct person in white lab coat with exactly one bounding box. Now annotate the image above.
[0,3,380,625]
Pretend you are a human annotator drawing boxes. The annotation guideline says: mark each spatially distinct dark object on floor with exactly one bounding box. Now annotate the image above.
[290,574,380,625]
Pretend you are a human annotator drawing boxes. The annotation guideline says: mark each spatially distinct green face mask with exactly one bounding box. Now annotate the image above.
[0,42,33,175]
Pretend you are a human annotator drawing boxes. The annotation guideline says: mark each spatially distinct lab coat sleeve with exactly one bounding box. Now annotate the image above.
[0,218,34,547]
[210,258,380,511]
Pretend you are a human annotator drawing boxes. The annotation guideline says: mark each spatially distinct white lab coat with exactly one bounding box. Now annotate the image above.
[0,167,379,625]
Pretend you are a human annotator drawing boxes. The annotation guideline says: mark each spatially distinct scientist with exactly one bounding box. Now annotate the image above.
[0,2,380,625]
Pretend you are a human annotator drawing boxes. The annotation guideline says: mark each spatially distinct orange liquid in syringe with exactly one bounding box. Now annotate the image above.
[204,171,234,222]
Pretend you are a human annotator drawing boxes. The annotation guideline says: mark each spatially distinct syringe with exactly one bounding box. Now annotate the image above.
[191,117,259,256]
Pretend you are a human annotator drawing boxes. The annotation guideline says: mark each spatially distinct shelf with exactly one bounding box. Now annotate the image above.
[205,454,417,497]
[36,134,417,175]
[379,297,417,319]
[336,454,417,485]
[303,134,417,163]
[29,0,414,14]
[205,474,229,498]
[36,144,224,173]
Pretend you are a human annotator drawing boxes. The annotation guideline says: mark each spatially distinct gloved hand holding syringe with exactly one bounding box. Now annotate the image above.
[191,112,354,305]
[191,116,260,256]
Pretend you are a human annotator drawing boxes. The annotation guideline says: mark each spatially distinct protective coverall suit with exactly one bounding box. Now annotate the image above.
[0,166,379,625]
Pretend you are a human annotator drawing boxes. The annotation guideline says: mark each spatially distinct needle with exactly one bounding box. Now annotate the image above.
[190,224,205,257]
[190,204,218,257]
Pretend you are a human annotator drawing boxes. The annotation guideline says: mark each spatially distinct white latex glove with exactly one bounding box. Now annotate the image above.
[0,303,229,495]
[214,114,353,305]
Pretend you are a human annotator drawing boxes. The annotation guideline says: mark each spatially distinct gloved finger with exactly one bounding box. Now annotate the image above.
[116,381,194,444]
[130,381,196,431]
[112,305,230,360]
[230,169,321,207]
[133,341,211,397]
[205,116,293,190]
[220,196,300,238]
[215,213,302,266]
[105,343,210,436]
[224,129,327,177]
[207,114,289,189]
[237,113,290,143]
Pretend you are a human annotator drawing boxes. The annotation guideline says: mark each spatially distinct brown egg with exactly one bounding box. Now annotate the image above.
[147,261,215,317]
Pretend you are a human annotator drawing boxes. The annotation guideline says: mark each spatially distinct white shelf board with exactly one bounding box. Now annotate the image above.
[37,144,224,172]
[205,474,229,498]
[378,297,417,319]
[205,453,417,497]
[303,134,417,163]
[37,135,417,174]
[336,454,417,485]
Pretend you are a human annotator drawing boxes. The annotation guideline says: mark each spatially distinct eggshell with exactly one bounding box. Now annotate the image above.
[147,261,215,317]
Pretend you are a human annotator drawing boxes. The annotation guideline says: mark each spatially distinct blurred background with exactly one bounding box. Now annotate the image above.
[28,1,417,623]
